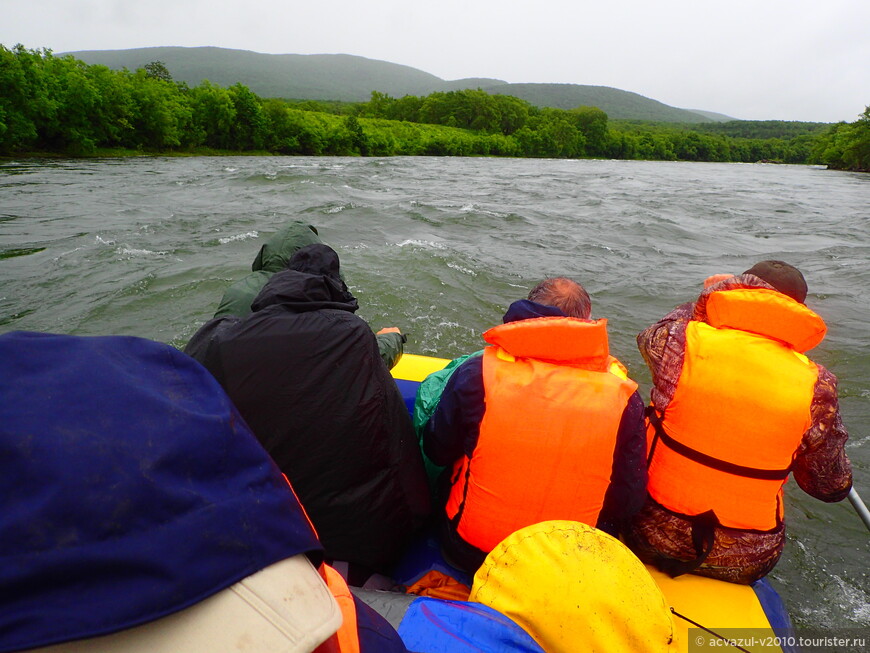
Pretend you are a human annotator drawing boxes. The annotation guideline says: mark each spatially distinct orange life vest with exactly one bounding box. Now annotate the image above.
[314,564,361,653]
[647,288,826,531]
[444,316,638,553]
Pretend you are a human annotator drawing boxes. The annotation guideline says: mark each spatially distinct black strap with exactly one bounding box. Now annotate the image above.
[647,407,791,481]
[645,405,661,467]
[658,509,718,578]
[449,460,474,530]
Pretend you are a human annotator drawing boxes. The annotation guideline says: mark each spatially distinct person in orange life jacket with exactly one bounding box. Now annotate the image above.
[422,277,648,574]
[625,260,853,584]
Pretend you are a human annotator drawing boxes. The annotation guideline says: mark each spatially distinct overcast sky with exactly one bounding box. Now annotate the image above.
[4,0,868,123]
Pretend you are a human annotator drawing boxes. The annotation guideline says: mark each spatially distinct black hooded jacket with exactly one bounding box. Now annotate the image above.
[185,245,430,571]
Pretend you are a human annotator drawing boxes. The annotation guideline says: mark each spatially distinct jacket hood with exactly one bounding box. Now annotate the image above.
[251,244,359,313]
[503,299,568,323]
[251,221,322,273]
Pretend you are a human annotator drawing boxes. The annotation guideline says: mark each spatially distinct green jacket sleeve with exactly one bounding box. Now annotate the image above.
[213,271,272,318]
[412,352,482,439]
[411,351,483,489]
[376,331,406,370]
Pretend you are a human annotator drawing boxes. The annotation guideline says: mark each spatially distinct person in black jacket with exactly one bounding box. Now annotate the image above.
[185,244,430,580]
[209,220,405,369]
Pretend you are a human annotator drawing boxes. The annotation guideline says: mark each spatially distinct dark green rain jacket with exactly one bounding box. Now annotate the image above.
[212,221,404,369]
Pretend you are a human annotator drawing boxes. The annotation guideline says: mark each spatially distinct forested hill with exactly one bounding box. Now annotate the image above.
[65,47,452,100]
[473,83,714,122]
[64,46,723,123]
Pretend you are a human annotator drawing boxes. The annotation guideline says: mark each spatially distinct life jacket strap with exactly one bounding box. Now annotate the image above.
[657,509,718,578]
[645,405,661,467]
[449,460,474,531]
[646,406,791,481]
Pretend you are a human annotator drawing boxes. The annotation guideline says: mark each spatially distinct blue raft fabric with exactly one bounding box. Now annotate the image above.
[752,578,799,653]
[354,596,412,652]
[395,377,421,415]
[0,331,323,653]
[397,597,545,653]
[390,531,474,589]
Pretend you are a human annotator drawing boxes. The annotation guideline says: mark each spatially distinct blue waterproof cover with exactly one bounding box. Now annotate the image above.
[391,531,474,589]
[0,332,323,652]
[752,577,799,653]
[398,597,544,653]
[396,377,422,415]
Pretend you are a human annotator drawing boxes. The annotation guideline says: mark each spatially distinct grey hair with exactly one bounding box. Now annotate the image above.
[527,277,592,319]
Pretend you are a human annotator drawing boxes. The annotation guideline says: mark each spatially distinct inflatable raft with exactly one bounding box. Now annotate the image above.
[389,353,796,653]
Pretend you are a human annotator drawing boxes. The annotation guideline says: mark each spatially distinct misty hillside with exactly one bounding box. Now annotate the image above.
[64,46,727,123]
[473,83,713,122]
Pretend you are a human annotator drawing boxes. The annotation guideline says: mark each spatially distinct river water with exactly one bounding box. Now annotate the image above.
[1,155,868,629]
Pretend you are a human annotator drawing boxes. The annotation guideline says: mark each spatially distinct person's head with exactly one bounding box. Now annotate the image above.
[527,277,592,319]
[252,221,322,273]
[287,243,342,280]
[743,260,808,304]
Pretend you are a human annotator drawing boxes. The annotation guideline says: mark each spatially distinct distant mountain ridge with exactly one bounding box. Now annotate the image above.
[64,46,730,123]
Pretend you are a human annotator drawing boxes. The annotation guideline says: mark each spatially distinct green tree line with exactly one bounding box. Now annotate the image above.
[0,46,521,157]
[1,45,867,170]
[808,106,870,172]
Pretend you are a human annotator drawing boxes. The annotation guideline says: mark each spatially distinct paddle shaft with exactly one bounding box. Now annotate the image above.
[848,487,870,533]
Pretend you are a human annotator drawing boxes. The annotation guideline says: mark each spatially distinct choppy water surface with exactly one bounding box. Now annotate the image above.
[2,156,868,627]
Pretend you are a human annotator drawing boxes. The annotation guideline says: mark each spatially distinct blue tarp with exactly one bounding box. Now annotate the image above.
[0,332,322,652]
[398,597,544,653]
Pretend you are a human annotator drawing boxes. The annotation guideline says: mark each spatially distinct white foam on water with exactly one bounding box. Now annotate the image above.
[95,235,115,246]
[52,247,84,261]
[832,574,870,624]
[457,203,508,218]
[284,162,346,171]
[218,231,259,244]
[395,239,446,250]
[447,262,477,276]
[117,247,168,258]
[849,433,870,447]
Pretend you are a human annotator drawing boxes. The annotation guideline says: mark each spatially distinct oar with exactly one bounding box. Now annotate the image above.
[848,487,870,533]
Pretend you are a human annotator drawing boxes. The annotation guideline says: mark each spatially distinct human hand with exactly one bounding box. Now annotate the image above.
[376,327,402,335]
[703,273,734,288]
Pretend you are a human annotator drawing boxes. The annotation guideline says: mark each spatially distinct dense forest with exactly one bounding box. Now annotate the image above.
[1,45,867,171]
